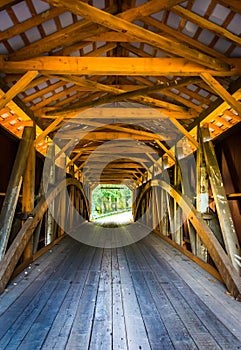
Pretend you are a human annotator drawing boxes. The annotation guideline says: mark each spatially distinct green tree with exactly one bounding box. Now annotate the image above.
[92,184,132,218]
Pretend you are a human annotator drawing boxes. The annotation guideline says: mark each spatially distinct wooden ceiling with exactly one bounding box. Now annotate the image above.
[0,0,241,186]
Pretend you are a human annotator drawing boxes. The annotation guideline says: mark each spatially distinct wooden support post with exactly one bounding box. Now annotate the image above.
[141,188,145,224]
[154,186,161,233]
[0,127,34,260]
[0,177,88,293]
[69,185,75,229]
[151,167,158,230]
[152,187,158,230]
[196,126,209,261]
[32,173,46,254]
[45,143,56,245]
[180,159,197,255]
[160,187,168,236]
[57,154,67,237]
[201,125,241,270]
[172,158,182,245]
[22,126,36,260]
[134,179,241,299]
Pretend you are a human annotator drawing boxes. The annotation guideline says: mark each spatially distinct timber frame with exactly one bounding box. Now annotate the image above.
[0,0,241,297]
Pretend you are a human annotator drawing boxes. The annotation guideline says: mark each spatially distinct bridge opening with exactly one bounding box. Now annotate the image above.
[90,184,133,225]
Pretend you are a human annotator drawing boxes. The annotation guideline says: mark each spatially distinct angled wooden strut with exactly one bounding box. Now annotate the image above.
[134,180,241,300]
[0,126,34,260]
[0,177,89,293]
[201,125,241,270]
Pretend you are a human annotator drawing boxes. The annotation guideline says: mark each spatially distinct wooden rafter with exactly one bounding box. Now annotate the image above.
[200,73,241,118]
[0,71,38,110]
[173,5,241,46]
[43,0,229,71]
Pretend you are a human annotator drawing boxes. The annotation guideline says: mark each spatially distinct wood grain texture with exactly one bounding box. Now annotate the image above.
[0,233,241,349]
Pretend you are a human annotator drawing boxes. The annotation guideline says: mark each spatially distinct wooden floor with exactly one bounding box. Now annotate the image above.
[1,232,241,350]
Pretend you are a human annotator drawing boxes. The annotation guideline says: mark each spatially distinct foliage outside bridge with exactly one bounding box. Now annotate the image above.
[91,185,132,219]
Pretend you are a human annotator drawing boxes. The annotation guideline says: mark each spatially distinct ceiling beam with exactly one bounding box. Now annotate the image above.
[5,0,182,60]
[0,57,239,76]
[218,0,241,12]
[43,0,228,71]
[0,71,39,110]
[65,120,170,143]
[173,5,241,47]
[0,0,18,10]
[170,117,198,149]
[200,73,241,119]
[116,0,184,21]
[0,7,65,41]
[47,75,199,116]
[57,130,169,141]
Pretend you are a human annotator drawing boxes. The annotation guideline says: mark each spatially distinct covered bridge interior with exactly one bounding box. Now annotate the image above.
[1,0,241,348]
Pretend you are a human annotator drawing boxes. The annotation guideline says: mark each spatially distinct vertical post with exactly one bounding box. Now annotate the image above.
[22,126,36,260]
[45,142,56,245]
[201,124,241,270]
[196,126,209,261]
[151,166,157,230]
[172,152,182,245]
[181,159,197,255]
[160,187,168,236]
[58,154,66,237]
[154,186,161,233]
[160,161,168,236]
[0,127,34,260]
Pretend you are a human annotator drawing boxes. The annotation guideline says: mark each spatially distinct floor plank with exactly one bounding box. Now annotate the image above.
[0,232,241,349]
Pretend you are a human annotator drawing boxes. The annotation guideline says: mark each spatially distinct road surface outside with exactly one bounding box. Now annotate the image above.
[93,210,133,225]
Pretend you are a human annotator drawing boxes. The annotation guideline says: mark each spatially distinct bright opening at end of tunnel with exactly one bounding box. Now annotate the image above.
[90,184,133,226]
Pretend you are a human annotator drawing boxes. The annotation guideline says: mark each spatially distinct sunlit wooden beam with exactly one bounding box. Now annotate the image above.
[0,57,238,76]
[0,71,38,110]
[201,73,241,118]
[44,0,228,70]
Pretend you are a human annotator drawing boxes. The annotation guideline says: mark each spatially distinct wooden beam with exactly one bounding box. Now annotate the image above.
[195,130,209,261]
[201,125,241,270]
[8,20,103,61]
[35,116,65,145]
[143,16,226,61]
[169,117,198,149]
[0,127,34,260]
[68,120,170,143]
[136,179,241,299]
[180,158,197,255]
[52,74,198,110]
[58,130,169,142]
[0,178,88,293]
[155,140,175,161]
[200,73,241,118]
[0,0,17,10]
[218,0,241,12]
[22,128,36,260]
[173,5,241,47]
[1,57,239,76]
[46,75,199,116]
[44,143,57,245]
[0,7,64,41]
[156,231,223,282]
[5,0,181,60]
[117,0,185,22]
[0,71,38,110]
[57,155,67,237]
[44,0,228,71]
[46,94,186,116]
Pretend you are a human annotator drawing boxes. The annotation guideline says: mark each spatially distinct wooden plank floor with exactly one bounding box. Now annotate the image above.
[1,232,241,349]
